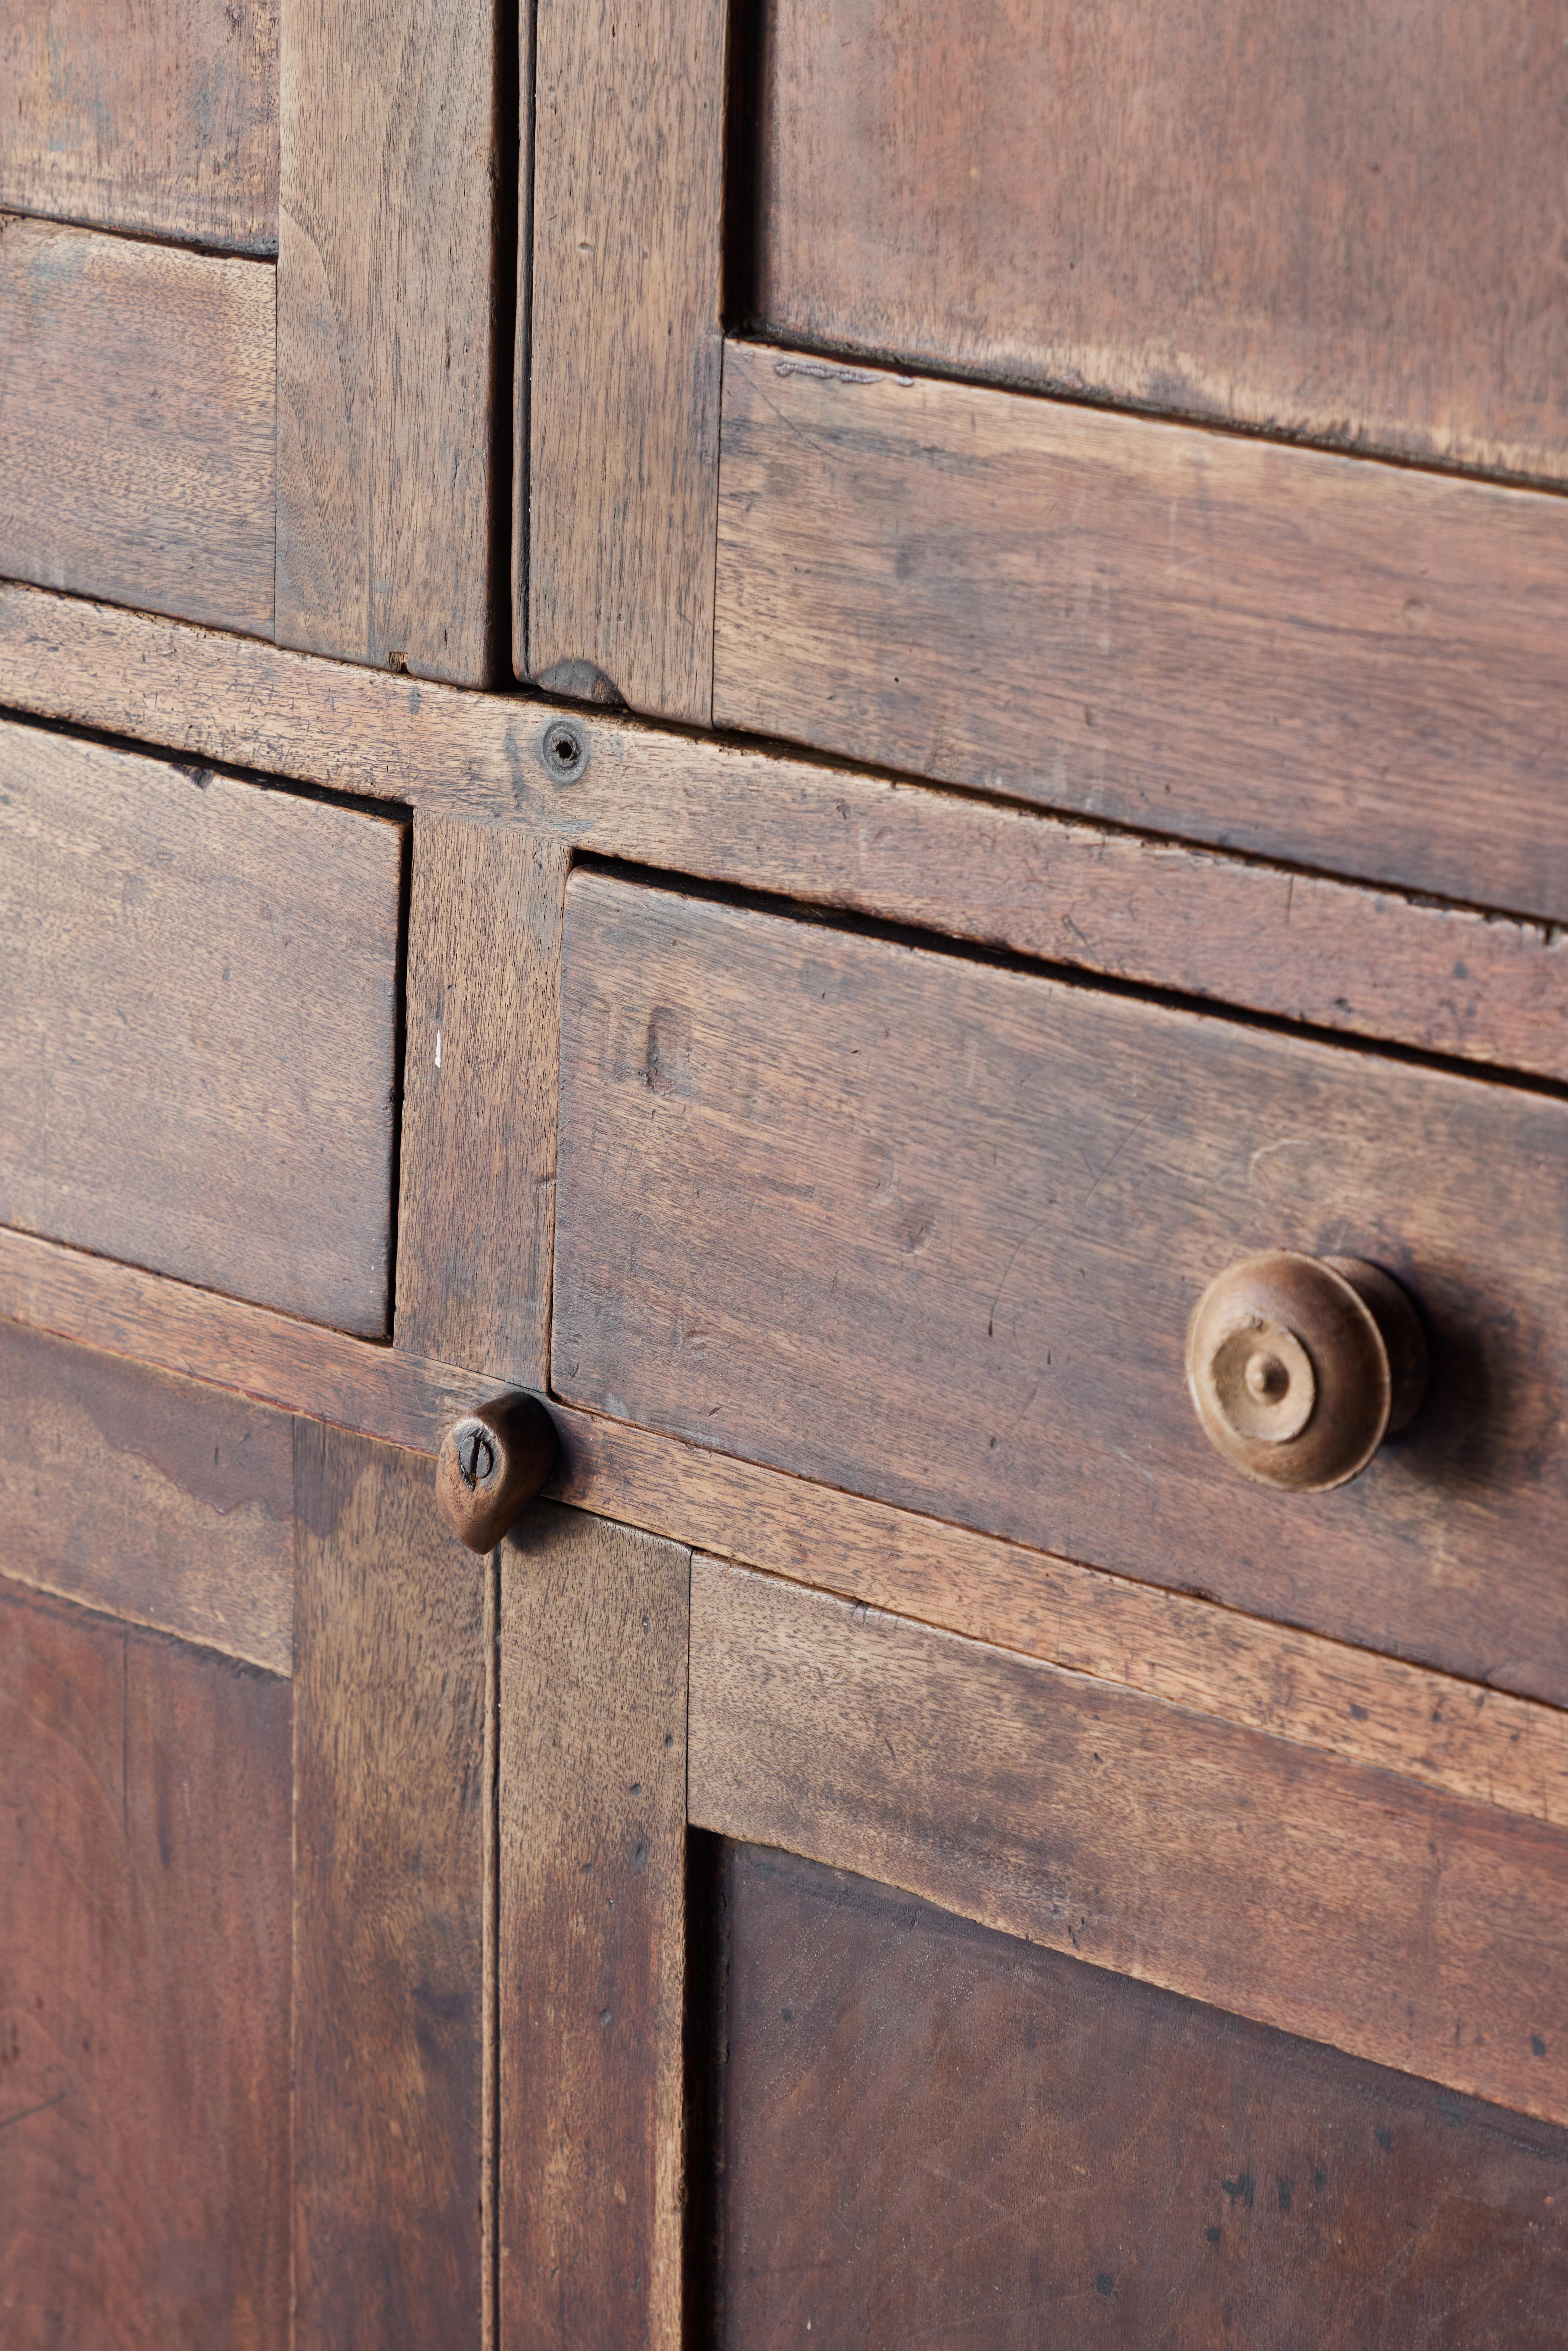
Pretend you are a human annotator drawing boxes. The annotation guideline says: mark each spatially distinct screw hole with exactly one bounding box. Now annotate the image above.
[539,718,588,783]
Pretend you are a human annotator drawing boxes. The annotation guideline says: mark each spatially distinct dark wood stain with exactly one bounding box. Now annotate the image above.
[499,1502,690,2349]
[554,874,1567,1704]
[0,216,276,637]
[0,1319,294,1671]
[715,344,1568,921]
[292,1421,487,2350]
[746,0,1566,481]
[706,1842,1568,2349]
[0,0,280,254]
[0,1578,292,2348]
[0,717,403,1335]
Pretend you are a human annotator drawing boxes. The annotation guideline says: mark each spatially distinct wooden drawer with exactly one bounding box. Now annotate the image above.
[553,871,1566,1701]
[0,719,402,1333]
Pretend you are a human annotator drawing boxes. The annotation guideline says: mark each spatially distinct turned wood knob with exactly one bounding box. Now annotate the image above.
[436,1392,557,1552]
[1186,1253,1427,1493]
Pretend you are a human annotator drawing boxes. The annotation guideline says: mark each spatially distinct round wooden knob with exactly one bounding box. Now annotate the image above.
[436,1391,557,1552]
[1186,1254,1427,1493]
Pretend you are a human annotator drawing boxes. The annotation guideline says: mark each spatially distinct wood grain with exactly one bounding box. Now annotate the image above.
[0,1318,293,1672]
[0,0,279,253]
[688,1560,1568,2122]
[395,815,568,1388]
[546,1408,1568,1833]
[525,0,728,718]
[3,587,1560,1077]
[715,343,1568,922]
[713,1843,1568,2349]
[292,1421,486,2350]
[0,720,402,1332]
[746,0,1567,483]
[0,218,275,636]
[276,0,501,682]
[4,1225,1561,1833]
[554,875,1568,1705]
[499,1504,690,2349]
[0,1578,291,2350]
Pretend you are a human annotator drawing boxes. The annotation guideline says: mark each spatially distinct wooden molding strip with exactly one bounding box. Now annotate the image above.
[688,1558,1568,2124]
[3,1225,1561,1830]
[1,585,1562,1079]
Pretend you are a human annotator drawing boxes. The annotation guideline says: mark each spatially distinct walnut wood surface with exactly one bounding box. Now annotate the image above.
[711,1842,1568,2348]
[276,0,501,682]
[0,1319,293,1672]
[4,587,1560,1077]
[0,1579,291,2349]
[0,0,279,253]
[525,0,728,718]
[4,1225,1562,1832]
[715,343,1568,922]
[556,876,1567,1704]
[0,219,275,636]
[499,1504,690,2349]
[396,815,568,1387]
[292,1422,486,2350]
[746,0,1567,483]
[688,1561,1568,2122]
[0,720,402,1332]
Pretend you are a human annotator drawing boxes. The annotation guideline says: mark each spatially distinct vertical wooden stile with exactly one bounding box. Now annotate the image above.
[499,1504,691,2347]
[524,0,729,720]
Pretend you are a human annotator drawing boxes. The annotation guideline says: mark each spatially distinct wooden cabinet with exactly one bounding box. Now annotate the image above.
[1,0,1564,2342]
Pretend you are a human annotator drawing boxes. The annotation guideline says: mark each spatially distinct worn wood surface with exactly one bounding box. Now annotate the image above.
[0,219,275,636]
[276,0,502,682]
[715,344,1568,922]
[0,721,402,1331]
[0,0,279,253]
[555,876,1568,1705]
[746,0,1567,483]
[525,0,727,718]
[0,1579,291,2349]
[5,1225,1562,1830]
[689,1561,1568,2122]
[292,1421,487,2350]
[396,815,568,1388]
[4,588,1561,1076]
[0,1319,293,1672]
[499,1504,690,2348]
[710,1842,1568,2348]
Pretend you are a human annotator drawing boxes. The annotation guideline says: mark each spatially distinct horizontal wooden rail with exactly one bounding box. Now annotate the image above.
[3,1225,1561,1828]
[0,584,1562,1078]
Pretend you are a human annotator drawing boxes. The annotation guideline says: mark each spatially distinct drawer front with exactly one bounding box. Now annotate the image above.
[554,872,1566,1701]
[0,720,402,1334]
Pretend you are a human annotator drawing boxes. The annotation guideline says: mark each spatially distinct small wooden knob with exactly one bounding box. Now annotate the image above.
[1186,1253,1427,1493]
[436,1392,557,1552]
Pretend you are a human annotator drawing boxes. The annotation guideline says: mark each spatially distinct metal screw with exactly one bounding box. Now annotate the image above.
[459,1427,496,1488]
[540,718,588,784]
